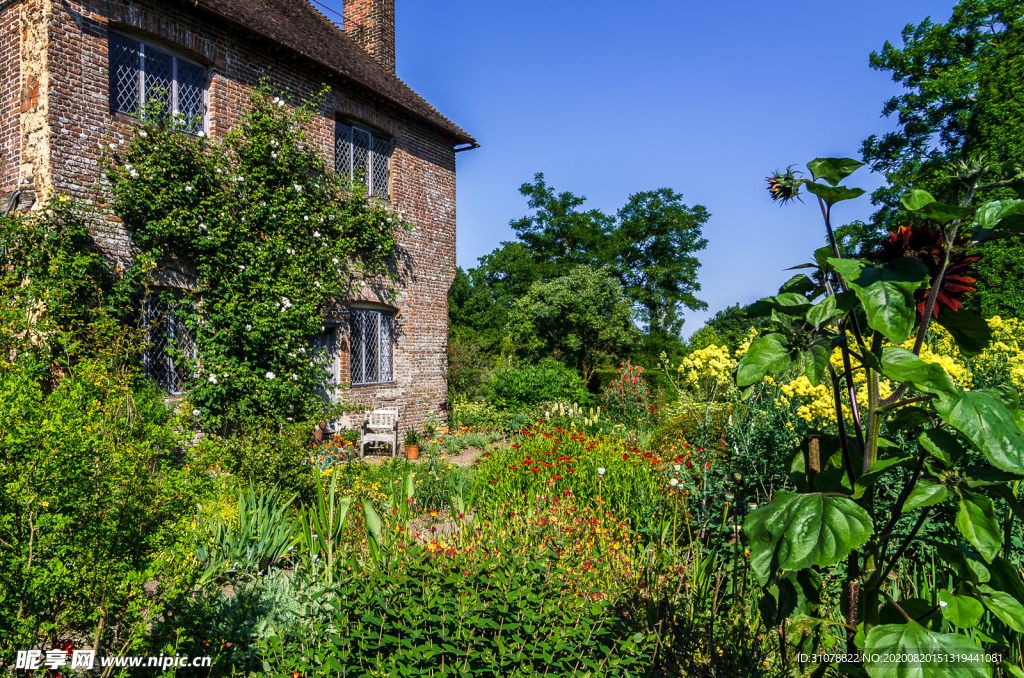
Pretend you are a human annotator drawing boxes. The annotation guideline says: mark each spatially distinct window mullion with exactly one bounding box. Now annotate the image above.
[138,42,146,110]
[171,56,178,116]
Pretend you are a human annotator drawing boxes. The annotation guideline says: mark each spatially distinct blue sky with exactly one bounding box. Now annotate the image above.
[324,0,954,336]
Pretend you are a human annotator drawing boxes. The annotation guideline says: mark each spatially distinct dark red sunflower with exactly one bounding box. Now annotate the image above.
[870,223,981,319]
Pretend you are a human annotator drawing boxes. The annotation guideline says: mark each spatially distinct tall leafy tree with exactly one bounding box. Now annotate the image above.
[858,0,1024,316]
[607,188,709,337]
[506,265,637,382]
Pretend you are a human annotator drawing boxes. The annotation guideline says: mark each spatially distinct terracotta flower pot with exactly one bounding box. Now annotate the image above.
[406,444,420,460]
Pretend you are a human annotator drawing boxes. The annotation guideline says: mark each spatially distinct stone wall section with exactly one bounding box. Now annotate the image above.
[11,0,460,432]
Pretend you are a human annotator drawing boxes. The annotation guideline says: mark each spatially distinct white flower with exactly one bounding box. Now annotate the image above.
[669,478,679,487]
[216,168,223,174]
[185,185,193,192]
[139,130,148,138]
[287,417,293,422]
[387,217,392,223]
[313,231,320,238]
[199,223,207,231]
[266,371,276,379]
[234,176,243,182]
[272,140,279,148]
[129,169,139,178]
[208,375,218,384]
[291,374,299,381]
[278,99,285,107]
[332,258,338,264]
[286,248,295,255]
[192,409,200,416]
[198,131,205,137]
[597,467,606,476]
[118,139,124,145]
[245,324,252,331]
[314,281,321,289]
[299,347,306,354]
[271,152,278,159]
[673,465,681,472]
[239,265,246,271]
[294,184,302,192]
[303,216,309,221]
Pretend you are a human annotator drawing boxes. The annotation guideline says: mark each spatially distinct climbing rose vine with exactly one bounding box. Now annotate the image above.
[106,86,409,429]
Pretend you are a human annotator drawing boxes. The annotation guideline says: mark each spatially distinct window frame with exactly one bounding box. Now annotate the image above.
[335,118,392,200]
[349,307,396,387]
[141,294,197,396]
[108,29,209,135]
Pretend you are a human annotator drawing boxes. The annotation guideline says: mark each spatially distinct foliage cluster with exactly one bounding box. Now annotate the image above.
[600,361,654,425]
[487,358,591,410]
[105,87,407,429]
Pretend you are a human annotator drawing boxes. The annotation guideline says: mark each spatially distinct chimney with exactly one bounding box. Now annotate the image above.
[343,0,396,73]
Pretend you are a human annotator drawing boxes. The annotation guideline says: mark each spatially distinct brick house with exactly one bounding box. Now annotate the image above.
[4,0,476,430]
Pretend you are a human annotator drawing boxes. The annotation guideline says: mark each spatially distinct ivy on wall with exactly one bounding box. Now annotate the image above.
[105,86,409,429]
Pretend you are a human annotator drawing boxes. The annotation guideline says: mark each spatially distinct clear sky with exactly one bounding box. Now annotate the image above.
[323,0,955,336]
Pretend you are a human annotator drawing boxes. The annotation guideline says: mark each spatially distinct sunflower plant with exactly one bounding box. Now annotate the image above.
[746,158,1024,677]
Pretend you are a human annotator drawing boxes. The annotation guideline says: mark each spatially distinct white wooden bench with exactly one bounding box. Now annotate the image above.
[359,408,400,458]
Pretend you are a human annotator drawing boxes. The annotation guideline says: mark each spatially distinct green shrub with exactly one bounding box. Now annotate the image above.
[258,551,651,677]
[600,361,654,424]
[488,359,590,410]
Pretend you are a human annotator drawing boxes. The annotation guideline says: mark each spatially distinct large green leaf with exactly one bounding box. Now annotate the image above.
[936,391,1024,474]
[978,585,1024,632]
[737,334,792,388]
[903,480,948,512]
[744,491,872,584]
[880,347,960,401]
[864,622,991,678]
[973,199,1024,242]
[829,258,930,344]
[917,201,975,225]
[901,189,937,212]
[989,557,1024,607]
[807,157,864,186]
[918,429,966,467]
[935,309,994,357]
[889,406,932,431]
[937,589,984,629]
[935,543,991,584]
[956,490,1002,563]
[798,345,832,387]
[745,293,813,318]
[805,182,865,206]
[758,570,823,625]
[780,273,817,295]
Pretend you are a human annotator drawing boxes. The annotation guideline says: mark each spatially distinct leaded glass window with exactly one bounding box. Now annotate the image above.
[142,295,196,395]
[335,121,391,200]
[109,32,207,134]
[350,309,395,386]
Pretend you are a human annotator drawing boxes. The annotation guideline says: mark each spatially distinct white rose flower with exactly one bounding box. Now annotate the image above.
[198,131,205,137]
[245,324,252,331]
[185,185,193,192]
[208,375,218,384]
[266,371,276,379]
[294,184,302,192]
[291,374,299,381]
[192,409,200,416]
[332,258,338,264]
[304,216,309,221]
[139,130,148,138]
[313,231,320,238]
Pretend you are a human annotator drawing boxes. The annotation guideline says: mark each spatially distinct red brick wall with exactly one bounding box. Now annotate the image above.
[27,0,458,432]
[343,0,395,74]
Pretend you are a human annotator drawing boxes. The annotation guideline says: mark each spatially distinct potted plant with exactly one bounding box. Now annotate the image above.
[404,429,420,460]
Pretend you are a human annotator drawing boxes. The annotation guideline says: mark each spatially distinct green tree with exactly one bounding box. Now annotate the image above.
[606,188,709,337]
[859,0,1024,316]
[506,265,637,381]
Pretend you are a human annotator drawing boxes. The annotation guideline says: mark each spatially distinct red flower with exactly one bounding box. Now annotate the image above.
[622,454,629,460]
[685,460,693,468]
[531,467,541,473]
[509,466,518,471]
[552,474,563,480]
